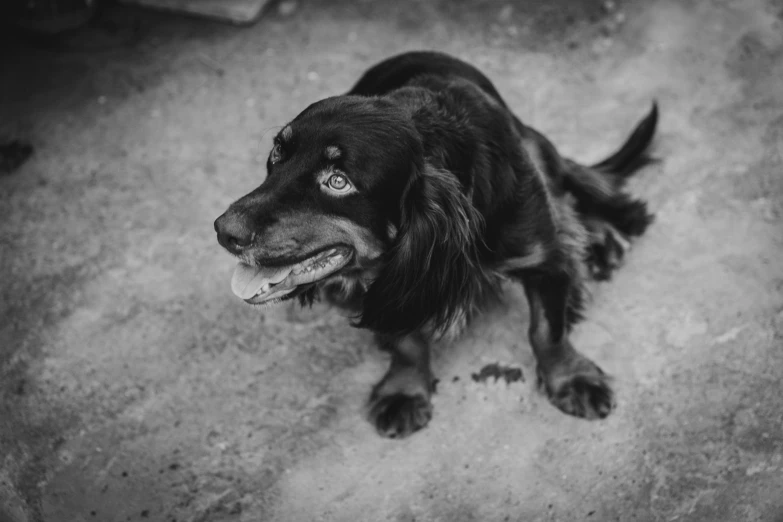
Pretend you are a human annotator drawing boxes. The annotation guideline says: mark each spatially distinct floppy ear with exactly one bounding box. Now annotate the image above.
[358,164,497,336]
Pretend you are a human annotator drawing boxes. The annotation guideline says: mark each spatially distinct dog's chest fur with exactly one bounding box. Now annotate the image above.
[317,266,525,343]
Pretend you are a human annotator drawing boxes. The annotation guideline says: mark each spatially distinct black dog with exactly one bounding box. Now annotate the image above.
[215,51,657,438]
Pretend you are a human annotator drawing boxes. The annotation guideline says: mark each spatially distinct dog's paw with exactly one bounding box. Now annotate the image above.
[368,392,433,438]
[537,356,614,419]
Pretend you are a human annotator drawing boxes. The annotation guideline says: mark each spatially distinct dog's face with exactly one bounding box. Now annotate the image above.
[215,96,420,305]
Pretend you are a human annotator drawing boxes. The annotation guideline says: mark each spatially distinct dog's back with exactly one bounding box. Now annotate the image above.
[349,51,508,107]
[350,51,658,278]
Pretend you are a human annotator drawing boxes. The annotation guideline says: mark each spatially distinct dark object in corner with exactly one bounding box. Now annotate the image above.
[471,363,524,385]
[0,141,34,176]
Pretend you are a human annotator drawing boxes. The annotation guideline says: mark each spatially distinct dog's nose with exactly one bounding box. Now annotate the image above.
[214,211,253,254]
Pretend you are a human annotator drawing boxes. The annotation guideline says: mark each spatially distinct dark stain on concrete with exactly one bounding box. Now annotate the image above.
[471,363,525,385]
[724,31,783,82]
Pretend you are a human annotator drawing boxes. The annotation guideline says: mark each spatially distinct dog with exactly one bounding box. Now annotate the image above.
[214,51,657,438]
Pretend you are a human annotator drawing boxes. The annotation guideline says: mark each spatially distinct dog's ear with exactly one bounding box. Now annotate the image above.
[358,164,496,336]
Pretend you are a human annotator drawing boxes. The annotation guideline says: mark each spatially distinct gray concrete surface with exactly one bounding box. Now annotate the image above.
[1,0,782,520]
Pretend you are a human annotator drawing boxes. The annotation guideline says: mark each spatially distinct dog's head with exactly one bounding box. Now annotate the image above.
[215,94,491,335]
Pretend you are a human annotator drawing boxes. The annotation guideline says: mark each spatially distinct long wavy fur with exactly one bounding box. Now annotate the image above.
[358,162,498,337]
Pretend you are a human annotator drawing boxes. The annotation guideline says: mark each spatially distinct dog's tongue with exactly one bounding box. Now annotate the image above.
[231,262,292,299]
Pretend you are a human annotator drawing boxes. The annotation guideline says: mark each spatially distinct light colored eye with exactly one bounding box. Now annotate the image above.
[326,174,351,192]
[270,143,283,164]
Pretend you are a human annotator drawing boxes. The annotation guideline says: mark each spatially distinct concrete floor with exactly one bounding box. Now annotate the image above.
[1,0,782,520]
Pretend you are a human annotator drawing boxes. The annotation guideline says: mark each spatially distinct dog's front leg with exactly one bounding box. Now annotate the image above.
[368,332,434,438]
[518,270,615,419]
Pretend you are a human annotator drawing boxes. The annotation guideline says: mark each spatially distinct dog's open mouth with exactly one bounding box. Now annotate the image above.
[231,246,353,304]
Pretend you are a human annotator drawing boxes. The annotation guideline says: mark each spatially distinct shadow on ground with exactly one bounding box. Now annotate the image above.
[1,0,782,520]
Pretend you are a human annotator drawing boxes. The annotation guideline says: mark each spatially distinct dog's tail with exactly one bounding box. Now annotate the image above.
[560,102,659,238]
[591,101,658,180]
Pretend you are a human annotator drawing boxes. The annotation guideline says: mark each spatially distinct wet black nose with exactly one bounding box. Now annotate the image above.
[214,211,253,254]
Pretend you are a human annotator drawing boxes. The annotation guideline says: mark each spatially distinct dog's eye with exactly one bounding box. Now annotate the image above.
[326,174,352,193]
[270,143,283,164]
